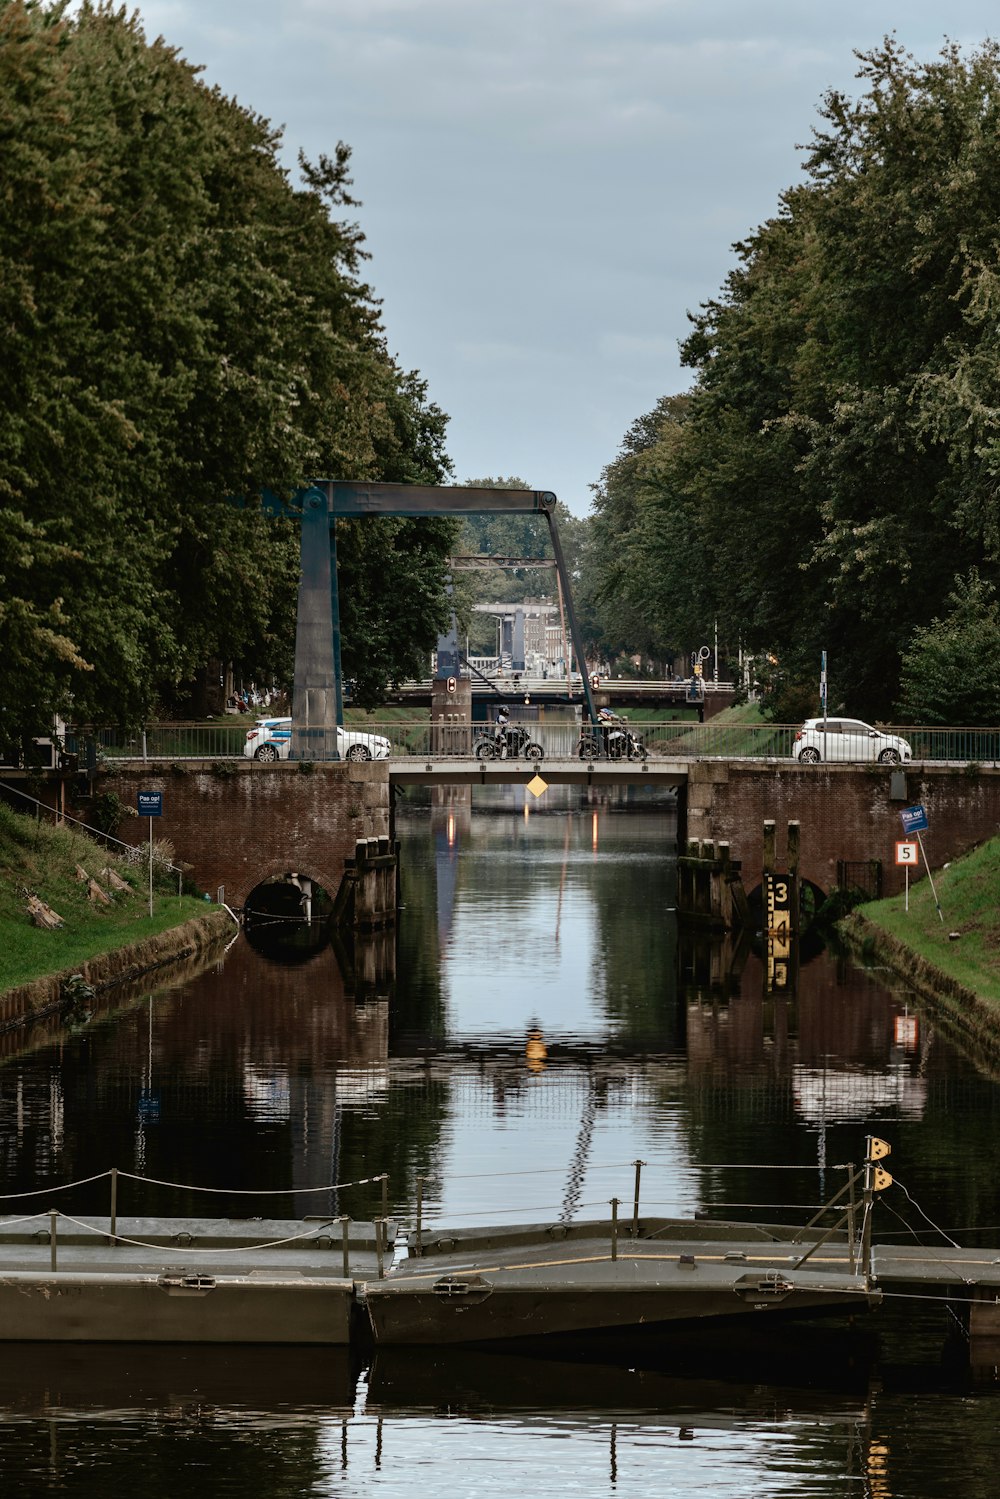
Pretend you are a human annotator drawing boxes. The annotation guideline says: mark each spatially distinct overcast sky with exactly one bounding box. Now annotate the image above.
[125,1,1000,515]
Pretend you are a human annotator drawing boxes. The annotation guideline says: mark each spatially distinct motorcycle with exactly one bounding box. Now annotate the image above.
[474,723,545,761]
[577,712,647,761]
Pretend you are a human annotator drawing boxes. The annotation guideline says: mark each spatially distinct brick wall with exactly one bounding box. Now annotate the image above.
[96,762,390,908]
[687,762,1000,897]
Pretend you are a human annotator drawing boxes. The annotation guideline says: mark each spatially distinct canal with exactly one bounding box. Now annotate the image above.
[2,784,1000,1496]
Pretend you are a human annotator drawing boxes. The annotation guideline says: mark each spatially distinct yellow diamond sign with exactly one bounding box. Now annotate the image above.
[527,774,548,798]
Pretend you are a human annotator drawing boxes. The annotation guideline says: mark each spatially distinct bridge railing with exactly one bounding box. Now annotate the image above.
[72,721,1000,764]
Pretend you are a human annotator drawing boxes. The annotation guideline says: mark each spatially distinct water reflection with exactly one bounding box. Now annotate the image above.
[4,1339,1000,1499]
[3,787,1000,1494]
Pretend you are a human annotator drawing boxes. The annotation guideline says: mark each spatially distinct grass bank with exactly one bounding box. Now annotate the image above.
[0,802,213,994]
[851,837,1000,1010]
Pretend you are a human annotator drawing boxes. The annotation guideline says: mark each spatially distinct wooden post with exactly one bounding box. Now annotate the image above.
[763,820,776,876]
[717,842,733,928]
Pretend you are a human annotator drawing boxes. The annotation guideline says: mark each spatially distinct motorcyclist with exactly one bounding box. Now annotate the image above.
[495,709,510,758]
[597,707,621,757]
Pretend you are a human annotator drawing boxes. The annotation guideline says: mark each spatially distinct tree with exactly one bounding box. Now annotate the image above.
[896,572,1000,725]
[585,39,1000,719]
[0,0,456,734]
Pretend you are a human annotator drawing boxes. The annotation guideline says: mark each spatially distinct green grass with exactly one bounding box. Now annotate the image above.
[0,803,210,993]
[704,702,770,726]
[857,837,1000,1008]
[344,705,430,726]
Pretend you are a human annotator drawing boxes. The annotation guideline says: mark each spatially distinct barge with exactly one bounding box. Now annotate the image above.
[362,1217,880,1346]
[0,1214,391,1343]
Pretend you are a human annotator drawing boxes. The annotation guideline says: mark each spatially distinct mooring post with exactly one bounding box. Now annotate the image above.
[847,1163,857,1273]
[380,1173,389,1223]
[340,1216,351,1278]
[610,1197,619,1262]
[49,1209,58,1273]
[763,820,776,876]
[717,842,733,928]
[414,1177,424,1259]
[375,1218,385,1280]
[109,1166,118,1244]
[632,1160,644,1238]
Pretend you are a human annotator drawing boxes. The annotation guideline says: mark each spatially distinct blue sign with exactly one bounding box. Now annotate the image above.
[138,791,163,818]
[900,804,928,835]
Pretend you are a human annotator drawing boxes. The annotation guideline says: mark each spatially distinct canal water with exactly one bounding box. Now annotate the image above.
[2,784,1000,1496]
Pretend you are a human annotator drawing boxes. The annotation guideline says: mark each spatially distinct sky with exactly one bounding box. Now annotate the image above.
[123,1,1000,515]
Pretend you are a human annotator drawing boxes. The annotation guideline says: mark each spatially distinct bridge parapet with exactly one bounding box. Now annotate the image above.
[688,761,1000,898]
[92,761,390,911]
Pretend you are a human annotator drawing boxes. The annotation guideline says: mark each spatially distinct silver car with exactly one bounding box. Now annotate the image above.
[795,717,911,765]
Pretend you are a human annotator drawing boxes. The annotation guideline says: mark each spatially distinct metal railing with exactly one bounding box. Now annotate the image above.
[69,721,1000,764]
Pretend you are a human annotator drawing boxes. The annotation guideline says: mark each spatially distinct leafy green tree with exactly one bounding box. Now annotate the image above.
[0,0,455,735]
[587,39,1000,719]
[896,571,1000,725]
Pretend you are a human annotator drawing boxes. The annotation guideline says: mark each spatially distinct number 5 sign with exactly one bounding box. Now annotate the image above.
[895,841,918,865]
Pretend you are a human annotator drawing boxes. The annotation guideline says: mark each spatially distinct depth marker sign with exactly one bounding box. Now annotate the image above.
[895,840,918,911]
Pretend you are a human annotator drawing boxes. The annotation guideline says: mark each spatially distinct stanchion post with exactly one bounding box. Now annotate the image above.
[49,1209,58,1273]
[610,1197,619,1262]
[381,1174,389,1223]
[110,1166,118,1244]
[632,1159,644,1239]
[376,1218,385,1280]
[861,1142,875,1270]
[414,1177,424,1259]
[340,1216,351,1278]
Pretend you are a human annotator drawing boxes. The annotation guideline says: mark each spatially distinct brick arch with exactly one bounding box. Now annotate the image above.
[238,860,344,912]
[93,762,390,913]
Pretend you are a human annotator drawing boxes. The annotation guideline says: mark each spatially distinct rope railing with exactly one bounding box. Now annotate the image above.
[0,1171,112,1201]
[55,1210,347,1257]
[0,1158,850,1209]
[114,1169,389,1196]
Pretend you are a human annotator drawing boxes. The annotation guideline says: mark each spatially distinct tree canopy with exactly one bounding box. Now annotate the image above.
[0,0,455,737]
[585,39,1000,720]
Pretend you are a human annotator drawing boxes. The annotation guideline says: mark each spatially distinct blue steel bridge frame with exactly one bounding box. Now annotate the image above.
[257,482,598,761]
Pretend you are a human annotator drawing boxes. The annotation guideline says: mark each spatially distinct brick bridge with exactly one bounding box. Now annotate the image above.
[82,758,1000,909]
[684,760,1000,898]
[96,761,390,909]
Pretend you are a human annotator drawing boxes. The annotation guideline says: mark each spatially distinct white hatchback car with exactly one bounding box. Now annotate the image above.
[795,718,912,765]
[244,717,391,763]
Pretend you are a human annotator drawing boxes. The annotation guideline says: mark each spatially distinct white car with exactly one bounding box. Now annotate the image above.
[244,716,391,763]
[795,717,911,765]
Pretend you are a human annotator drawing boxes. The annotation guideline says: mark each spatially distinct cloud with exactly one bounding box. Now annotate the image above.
[120,2,1000,510]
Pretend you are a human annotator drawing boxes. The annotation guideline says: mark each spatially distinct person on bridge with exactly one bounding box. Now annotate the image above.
[495,709,510,758]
